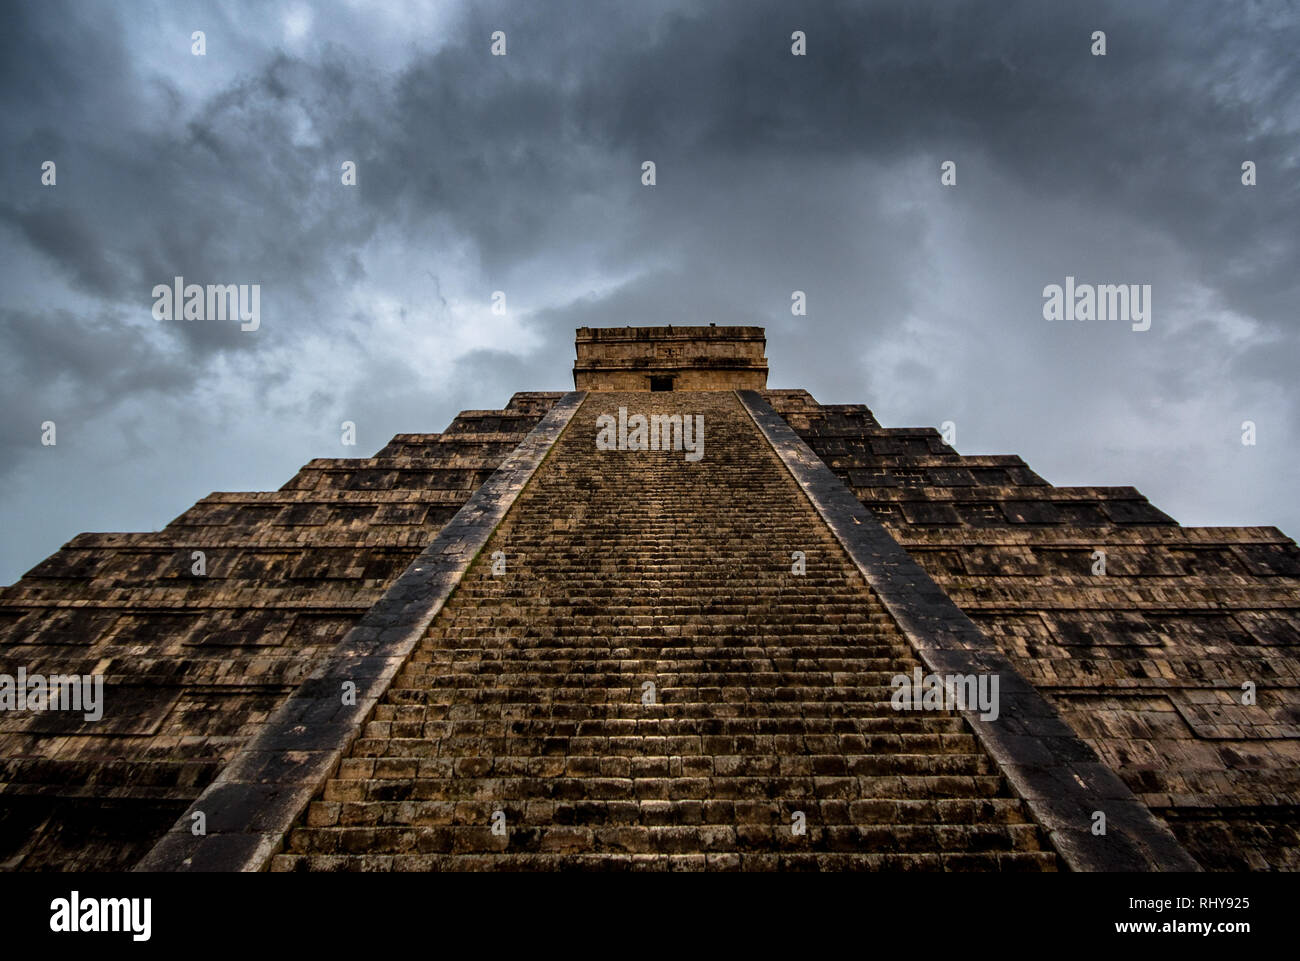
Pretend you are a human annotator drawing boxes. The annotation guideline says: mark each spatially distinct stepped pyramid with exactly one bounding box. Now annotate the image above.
[1,325,1296,872]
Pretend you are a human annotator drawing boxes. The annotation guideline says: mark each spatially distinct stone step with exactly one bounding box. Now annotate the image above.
[271,851,1059,872]
[281,821,1046,857]
[277,391,1057,871]
[305,795,1032,829]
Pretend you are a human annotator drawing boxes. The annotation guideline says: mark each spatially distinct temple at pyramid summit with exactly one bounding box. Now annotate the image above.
[2,325,1297,872]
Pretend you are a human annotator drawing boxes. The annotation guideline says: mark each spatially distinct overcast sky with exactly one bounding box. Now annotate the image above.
[2,0,1297,584]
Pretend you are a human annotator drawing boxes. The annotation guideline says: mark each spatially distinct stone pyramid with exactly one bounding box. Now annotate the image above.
[1,326,1295,872]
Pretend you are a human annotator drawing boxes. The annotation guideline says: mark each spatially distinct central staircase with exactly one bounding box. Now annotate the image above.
[272,391,1059,870]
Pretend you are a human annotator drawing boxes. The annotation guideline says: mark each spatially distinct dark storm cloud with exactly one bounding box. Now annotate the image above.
[6,0,1294,333]
[0,306,194,468]
[1,0,1297,582]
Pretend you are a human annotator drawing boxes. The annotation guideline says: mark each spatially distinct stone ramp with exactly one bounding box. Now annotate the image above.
[764,388,1300,871]
[0,392,563,872]
[272,391,1059,870]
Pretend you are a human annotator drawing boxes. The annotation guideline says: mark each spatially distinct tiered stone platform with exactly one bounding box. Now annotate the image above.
[1,325,1294,872]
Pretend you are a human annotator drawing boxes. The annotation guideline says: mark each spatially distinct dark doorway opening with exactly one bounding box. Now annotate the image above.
[650,375,674,392]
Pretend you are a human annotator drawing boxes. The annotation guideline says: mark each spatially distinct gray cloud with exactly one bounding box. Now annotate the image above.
[1,0,1297,583]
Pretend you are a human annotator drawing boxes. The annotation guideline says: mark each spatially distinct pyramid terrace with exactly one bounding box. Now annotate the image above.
[1,325,1297,873]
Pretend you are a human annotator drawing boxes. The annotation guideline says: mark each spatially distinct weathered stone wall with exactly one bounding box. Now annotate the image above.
[0,392,562,871]
[763,387,1300,871]
[3,325,1295,873]
[573,326,768,391]
[272,392,1059,871]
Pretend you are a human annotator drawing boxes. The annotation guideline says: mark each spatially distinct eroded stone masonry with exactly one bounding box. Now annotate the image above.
[1,326,1295,871]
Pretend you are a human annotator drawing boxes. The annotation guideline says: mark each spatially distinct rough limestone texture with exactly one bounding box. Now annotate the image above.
[738,390,1197,871]
[761,388,1300,871]
[1,325,1295,872]
[0,393,562,870]
[135,393,585,872]
[573,326,768,391]
[270,391,1059,871]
